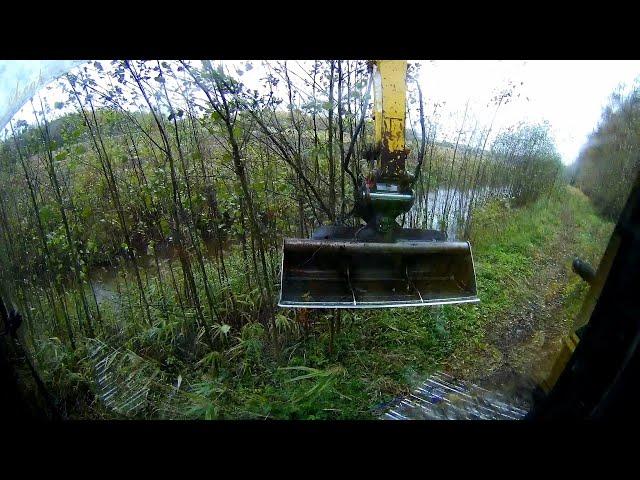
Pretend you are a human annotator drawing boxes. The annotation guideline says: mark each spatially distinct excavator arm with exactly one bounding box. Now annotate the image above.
[279,60,479,308]
[373,60,410,180]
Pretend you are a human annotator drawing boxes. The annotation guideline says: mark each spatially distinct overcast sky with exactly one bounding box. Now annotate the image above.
[2,60,639,165]
[417,60,640,164]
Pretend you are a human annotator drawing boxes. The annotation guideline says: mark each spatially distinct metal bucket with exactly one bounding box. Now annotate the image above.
[279,238,479,308]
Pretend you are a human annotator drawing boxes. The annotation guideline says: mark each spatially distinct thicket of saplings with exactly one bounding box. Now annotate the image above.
[572,82,640,220]
[0,60,562,417]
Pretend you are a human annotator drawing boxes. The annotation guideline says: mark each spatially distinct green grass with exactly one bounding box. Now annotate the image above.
[26,185,614,419]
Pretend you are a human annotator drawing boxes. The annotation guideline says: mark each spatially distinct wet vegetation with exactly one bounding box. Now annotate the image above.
[573,81,640,220]
[0,60,616,419]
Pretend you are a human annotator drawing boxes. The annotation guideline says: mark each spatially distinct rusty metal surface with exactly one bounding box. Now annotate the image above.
[311,225,447,242]
[283,238,473,254]
[279,238,479,308]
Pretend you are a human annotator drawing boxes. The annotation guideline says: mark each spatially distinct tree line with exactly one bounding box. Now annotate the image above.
[573,83,640,220]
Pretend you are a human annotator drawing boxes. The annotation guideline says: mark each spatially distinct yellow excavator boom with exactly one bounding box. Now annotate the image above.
[373,60,408,178]
[278,60,479,309]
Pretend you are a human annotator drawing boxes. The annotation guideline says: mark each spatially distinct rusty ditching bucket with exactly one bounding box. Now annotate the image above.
[279,238,479,308]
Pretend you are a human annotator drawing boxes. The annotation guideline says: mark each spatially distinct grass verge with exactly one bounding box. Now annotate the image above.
[28,186,614,419]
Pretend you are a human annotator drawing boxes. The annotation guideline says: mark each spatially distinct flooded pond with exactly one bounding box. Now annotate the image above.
[90,254,189,311]
[406,186,511,240]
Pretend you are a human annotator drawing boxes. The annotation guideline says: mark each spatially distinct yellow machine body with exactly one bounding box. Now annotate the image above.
[373,60,408,177]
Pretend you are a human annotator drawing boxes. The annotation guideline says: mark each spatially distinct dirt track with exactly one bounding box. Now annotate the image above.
[447,205,582,408]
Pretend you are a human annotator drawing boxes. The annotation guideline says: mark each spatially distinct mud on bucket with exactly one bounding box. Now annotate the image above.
[278,238,479,308]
